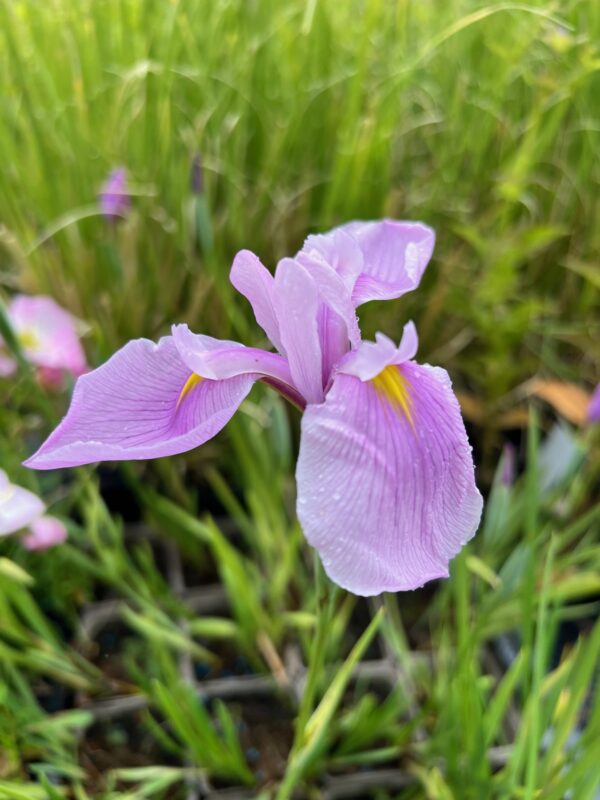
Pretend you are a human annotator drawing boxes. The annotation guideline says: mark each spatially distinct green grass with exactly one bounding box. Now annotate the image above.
[0,0,599,797]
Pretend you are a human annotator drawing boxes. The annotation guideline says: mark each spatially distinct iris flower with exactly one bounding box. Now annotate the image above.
[0,469,67,550]
[587,384,600,424]
[26,220,482,595]
[500,443,516,487]
[99,167,130,220]
[0,295,87,385]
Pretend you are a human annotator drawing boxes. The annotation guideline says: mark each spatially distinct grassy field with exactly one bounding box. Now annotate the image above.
[0,1,599,798]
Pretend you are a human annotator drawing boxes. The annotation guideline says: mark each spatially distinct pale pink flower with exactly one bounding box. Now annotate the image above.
[22,515,68,551]
[0,295,87,381]
[0,469,45,536]
[0,469,66,550]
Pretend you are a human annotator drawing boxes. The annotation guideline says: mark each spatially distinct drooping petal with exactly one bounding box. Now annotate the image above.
[296,357,482,595]
[22,515,68,550]
[0,470,46,536]
[230,250,284,353]
[172,324,305,408]
[338,322,418,381]
[273,258,325,405]
[25,336,255,469]
[9,295,87,376]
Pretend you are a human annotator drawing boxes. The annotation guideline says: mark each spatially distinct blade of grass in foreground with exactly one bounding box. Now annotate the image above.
[277,607,385,799]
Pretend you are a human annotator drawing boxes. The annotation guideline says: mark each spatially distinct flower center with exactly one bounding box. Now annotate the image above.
[177,373,203,409]
[18,329,39,350]
[372,365,414,427]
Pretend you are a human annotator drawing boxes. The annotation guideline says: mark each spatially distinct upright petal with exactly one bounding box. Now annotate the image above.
[301,228,364,289]
[273,258,324,405]
[302,220,435,307]
[295,253,361,348]
[296,354,482,595]
[25,336,255,469]
[232,243,362,393]
[342,220,435,305]
[0,470,46,536]
[338,322,418,381]
[295,251,361,384]
[230,250,284,353]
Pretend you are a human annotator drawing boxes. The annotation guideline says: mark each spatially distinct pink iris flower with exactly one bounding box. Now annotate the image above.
[0,295,87,384]
[0,469,67,550]
[25,220,483,595]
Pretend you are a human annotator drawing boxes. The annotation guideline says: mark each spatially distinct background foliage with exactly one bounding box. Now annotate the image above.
[0,1,598,798]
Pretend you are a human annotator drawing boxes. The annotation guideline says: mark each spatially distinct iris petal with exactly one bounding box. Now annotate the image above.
[296,358,482,595]
[25,336,255,469]
[339,322,418,382]
[230,250,284,353]
[273,258,325,405]
[301,228,364,288]
[302,220,434,307]
[172,324,305,408]
[295,251,361,384]
[342,220,435,305]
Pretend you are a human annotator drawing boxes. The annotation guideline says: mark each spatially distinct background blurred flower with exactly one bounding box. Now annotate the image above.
[587,384,600,424]
[37,366,68,389]
[99,167,130,219]
[22,515,67,551]
[0,295,87,382]
[0,351,17,376]
[190,154,204,195]
[0,469,66,550]
[0,469,45,536]
[500,442,516,486]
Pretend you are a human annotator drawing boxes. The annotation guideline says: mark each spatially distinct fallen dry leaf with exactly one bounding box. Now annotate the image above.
[456,391,484,424]
[456,392,529,429]
[527,380,591,426]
